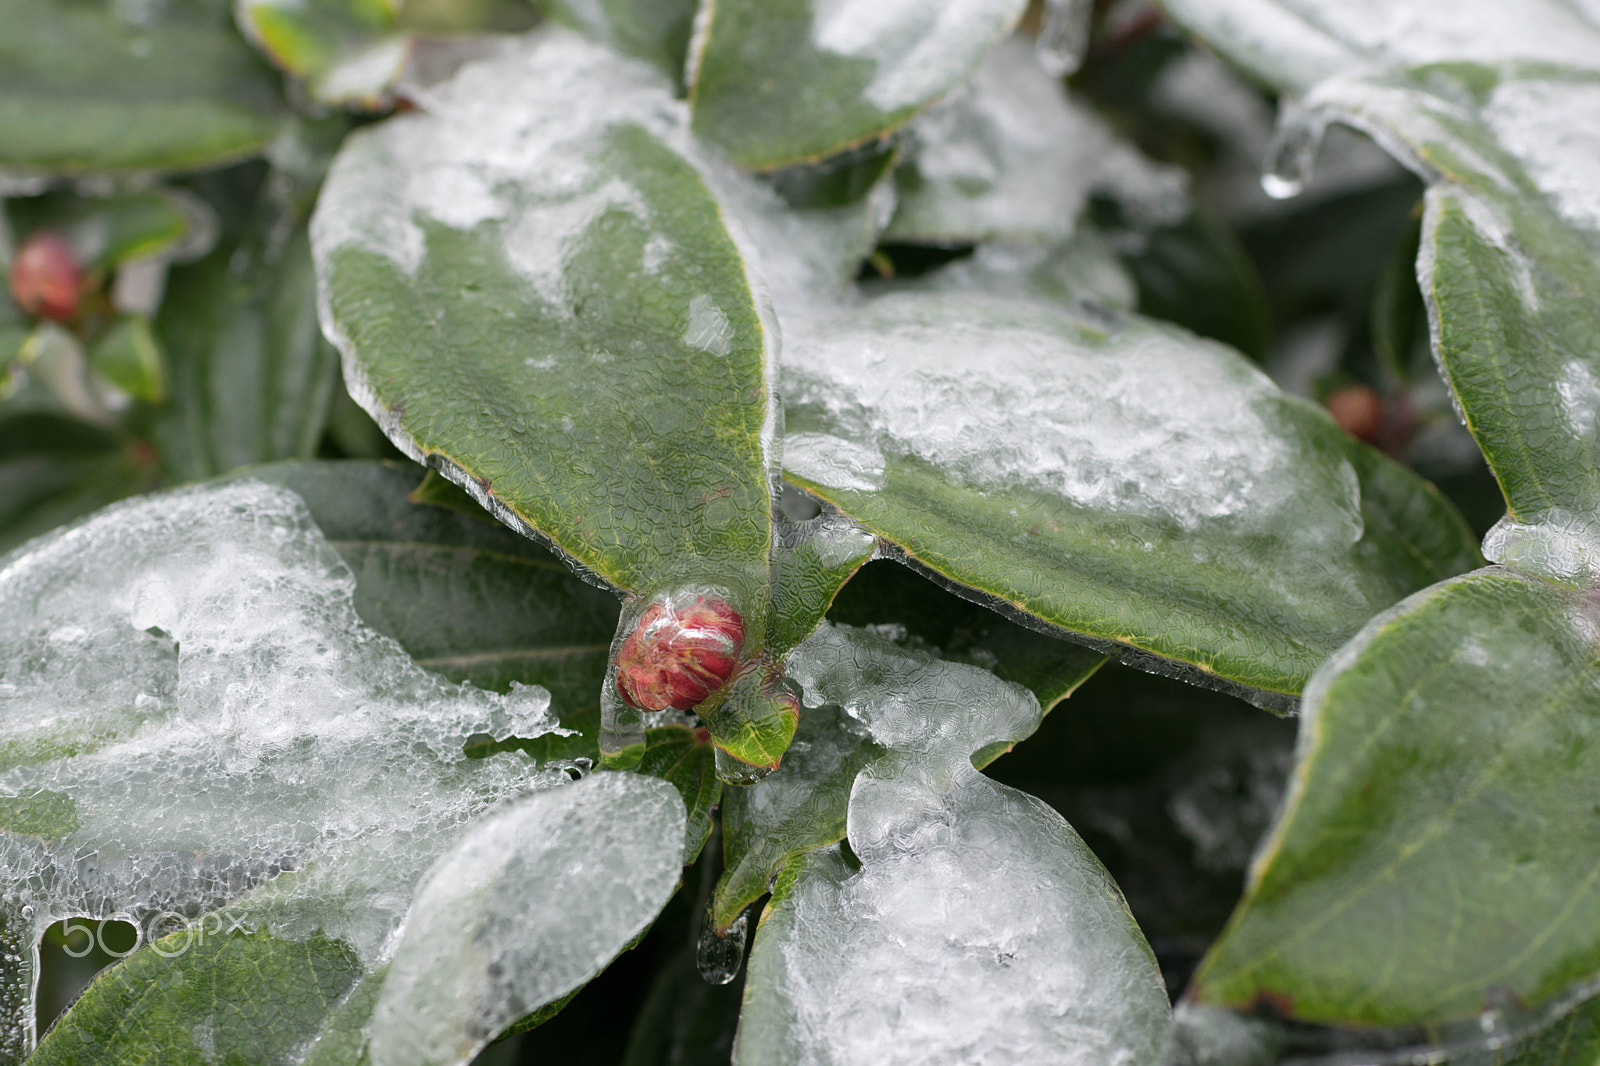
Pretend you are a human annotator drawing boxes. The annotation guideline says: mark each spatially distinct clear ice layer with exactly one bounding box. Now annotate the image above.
[370,772,685,1066]
[781,293,1365,548]
[735,624,1172,1065]
[887,36,1187,245]
[0,481,685,1061]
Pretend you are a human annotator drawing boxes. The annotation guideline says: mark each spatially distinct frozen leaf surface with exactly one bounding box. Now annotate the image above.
[782,292,1481,704]
[735,624,1171,1065]
[687,0,1028,169]
[313,28,777,600]
[370,772,685,1066]
[1160,0,1600,95]
[1275,63,1600,583]
[1193,567,1600,1031]
[0,0,287,175]
[0,479,682,1059]
[886,36,1187,245]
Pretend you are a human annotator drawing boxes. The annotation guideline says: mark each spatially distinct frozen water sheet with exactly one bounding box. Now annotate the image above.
[0,480,684,1061]
[783,293,1363,544]
[736,624,1171,1065]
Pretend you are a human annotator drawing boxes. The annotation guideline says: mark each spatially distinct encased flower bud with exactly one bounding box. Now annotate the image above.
[9,232,83,323]
[615,592,745,712]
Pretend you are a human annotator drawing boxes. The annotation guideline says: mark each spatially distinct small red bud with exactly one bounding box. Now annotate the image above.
[9,232,83,323]
[1325,385,1384,443]
[615,593,745,712]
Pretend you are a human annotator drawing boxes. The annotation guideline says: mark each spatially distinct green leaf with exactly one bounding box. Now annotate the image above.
[1193,567,1600,1028]
[637,723,723,862]
[541,0,698,80]
[0,0,288,176]
[250,460,620,711]
[1158,0,1600,95]
[34,928,366,1065]
[5,187,208,274]
[236,0,410,108]
[155,224,339,480]
[0,413,159,556]
[782,293,1482,706]
[687,0,1028,169]
[735,624,1172,1063]
[313,29,777,604]
[885,36,1182,247]
[1278,63,1600,584]
[88,315,166,404]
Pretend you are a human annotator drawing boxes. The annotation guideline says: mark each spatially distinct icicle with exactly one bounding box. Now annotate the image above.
[1036,0,1094,77]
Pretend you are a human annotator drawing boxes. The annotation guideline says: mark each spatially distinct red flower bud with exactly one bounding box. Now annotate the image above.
[9,232,83,323]
[1325,385,1384,443]
[615,593,745,712]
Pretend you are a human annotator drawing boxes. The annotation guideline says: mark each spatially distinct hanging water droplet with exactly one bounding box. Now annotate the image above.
[1261,103,1328,201]
[18,906,33,921]
[1036,0,1094,77]
[714,747,773,786]
[1260,173,1304,200]
[696,903,749,985]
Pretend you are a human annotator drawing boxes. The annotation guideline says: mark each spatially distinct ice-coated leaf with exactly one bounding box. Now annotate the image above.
[155,225,339,480]
[5,187,211,274]
[312,28,777,603]
[0,0,288,176]
[0,478,608,1058]
[712,702,881,932]
[886,36,1187,246]
[249,460,621,710]
[542,0,699,79]
[735,624,1172,1065]
[866,231,1137,310]
[236,0,409,108]
[1159,0,1600,96]
[825,559,1109,716]
[33,929,365,1064]
[687,0,1028,170]
[1193,567,1600,1030]
[637,723,723,862]
[368,772,685,1066]
[782,292,1482,706]
[1270,63,1600,584]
